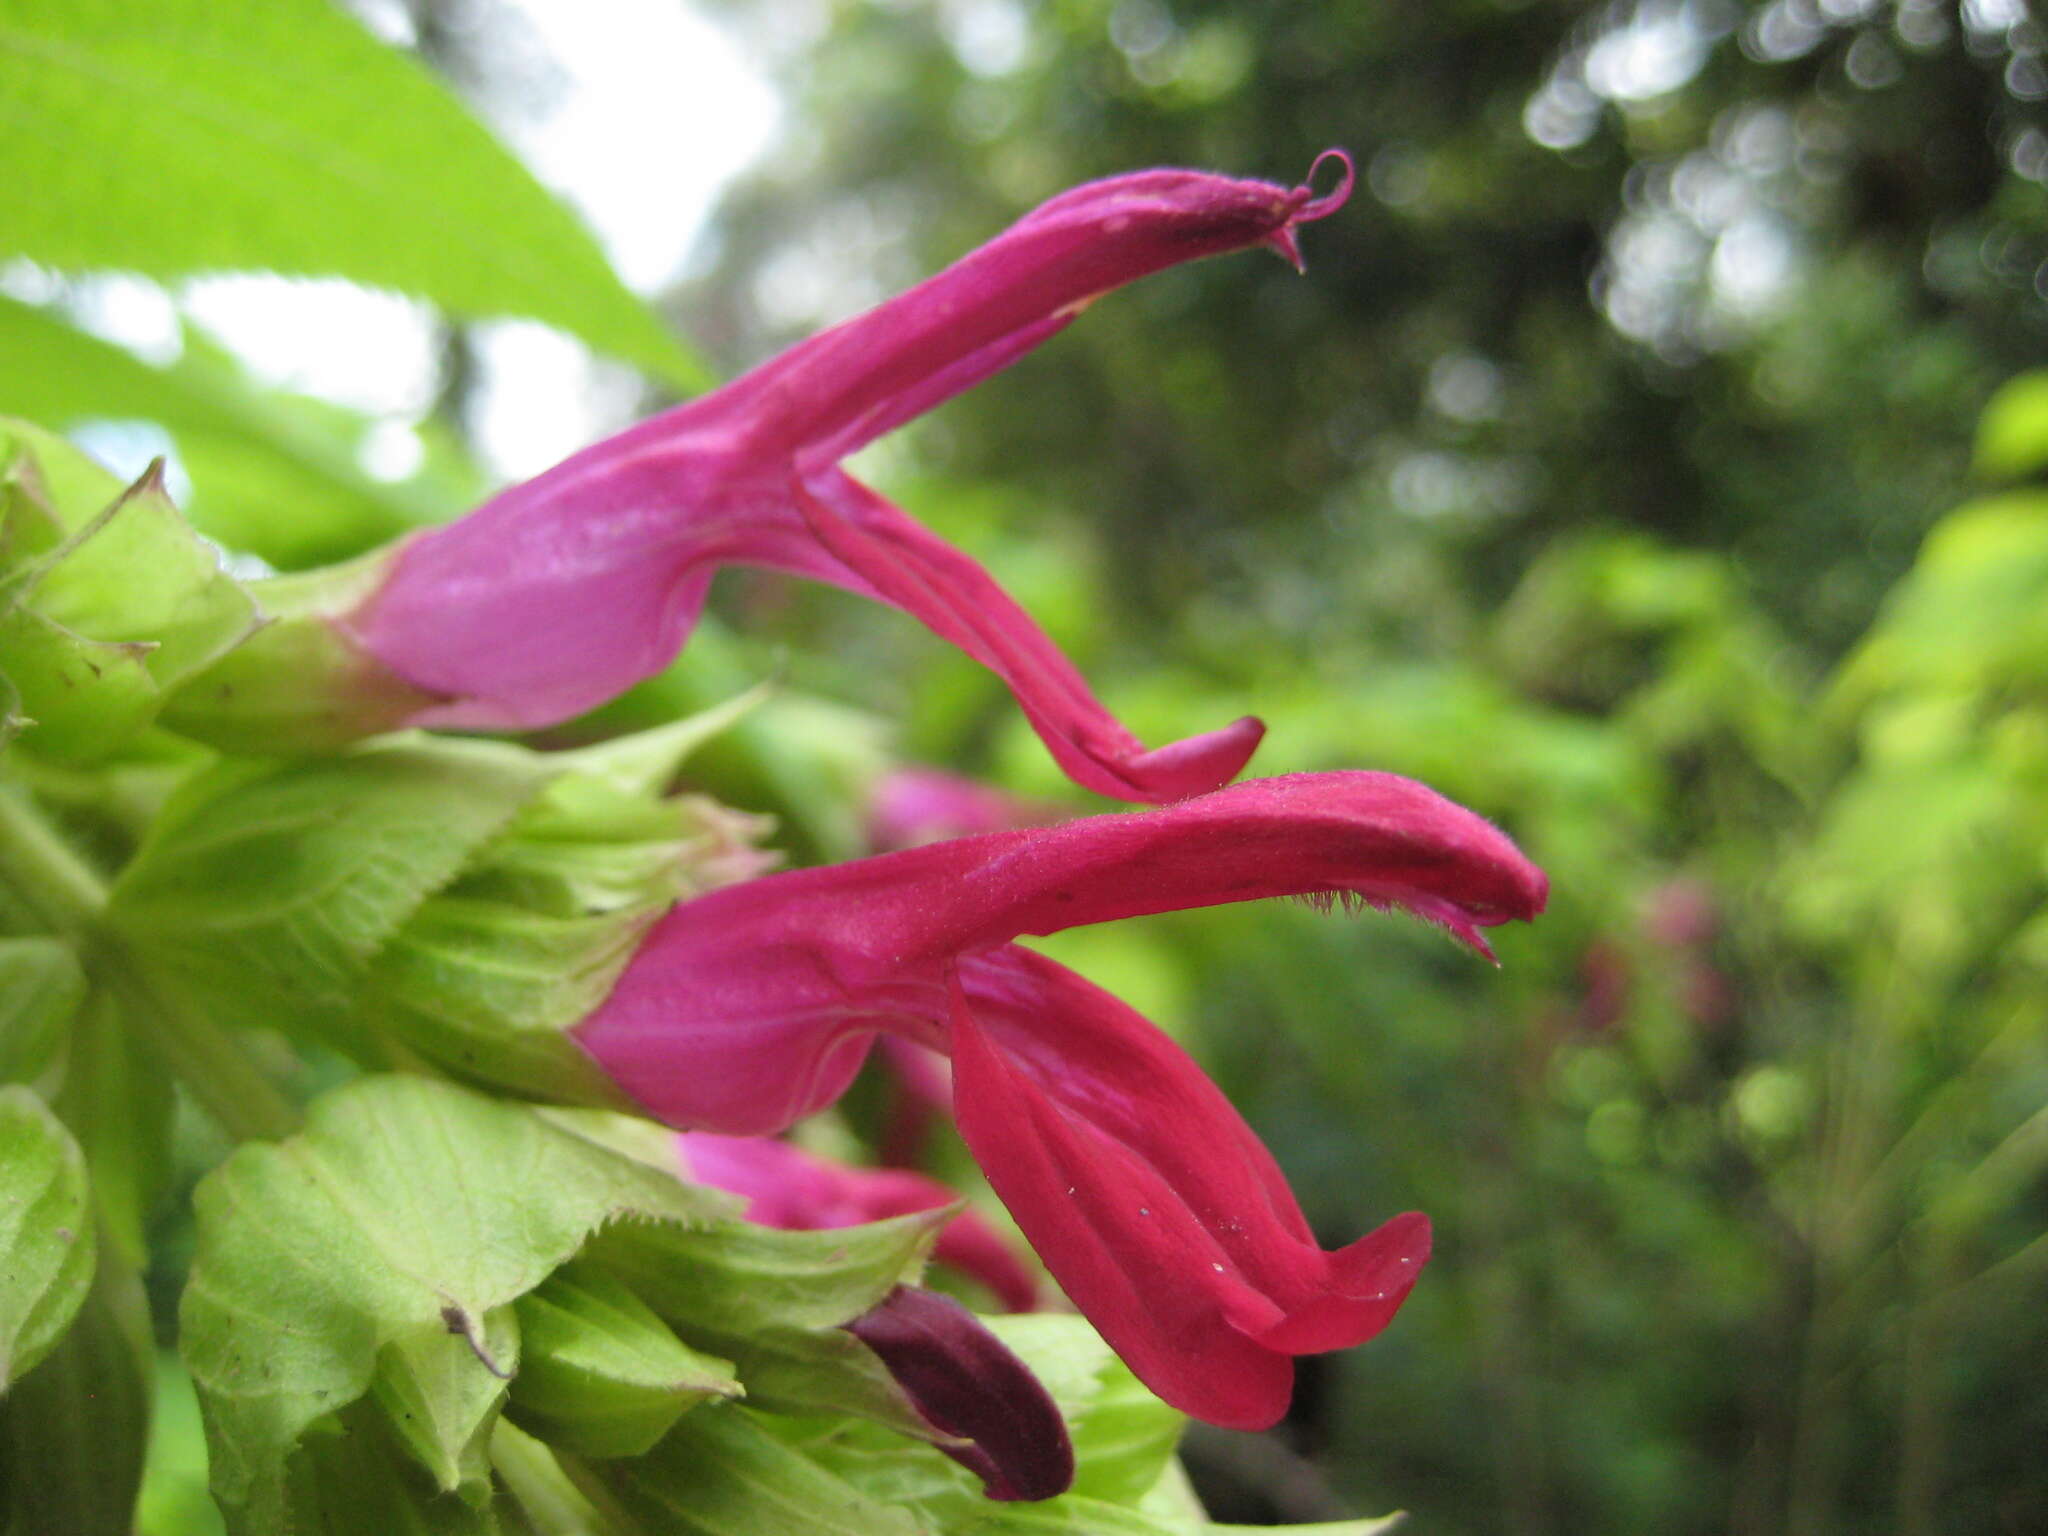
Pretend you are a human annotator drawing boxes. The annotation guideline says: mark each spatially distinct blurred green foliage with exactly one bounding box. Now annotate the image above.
[2,0,2045,1532]
[687,3,2048,1532]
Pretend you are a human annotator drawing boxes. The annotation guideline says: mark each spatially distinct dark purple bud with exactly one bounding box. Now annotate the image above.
[842,1285,1073,1501]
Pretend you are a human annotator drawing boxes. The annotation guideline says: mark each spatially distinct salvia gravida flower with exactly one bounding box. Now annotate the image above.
[675,1136,1064,1499]
[676,1132,1038,1312]
[334,155,1355,803]
[576,771,1546,1428]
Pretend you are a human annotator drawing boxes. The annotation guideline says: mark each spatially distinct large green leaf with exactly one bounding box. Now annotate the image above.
[0,297,475,567]
[0,0,706,389]
[0,1086,95,1389]
[180,1076,726,1531]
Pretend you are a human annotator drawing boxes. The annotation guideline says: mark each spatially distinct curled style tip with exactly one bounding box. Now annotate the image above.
[1295,148,1356,223]
[1269,148,1355,269]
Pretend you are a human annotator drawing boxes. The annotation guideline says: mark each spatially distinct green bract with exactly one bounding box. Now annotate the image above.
[1,422,259,760]
[180,1077,727,1531]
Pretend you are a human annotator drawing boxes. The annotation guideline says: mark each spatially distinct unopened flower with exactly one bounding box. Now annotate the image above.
[675,1135,1063,1499]
[843,1285,1073,1501]
[677,1132,1037,1312]
[231,156,1355,800]
[575,771,1545,1428]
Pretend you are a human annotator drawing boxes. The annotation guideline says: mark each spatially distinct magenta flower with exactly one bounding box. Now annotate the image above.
[338,155,1355,803]
[574,771,1546,1428]
[677,1132,1039,1312]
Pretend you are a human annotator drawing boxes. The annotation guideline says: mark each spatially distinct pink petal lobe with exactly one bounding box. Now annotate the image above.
[948,958,1296,1430]
[794,469,1265,801]
[950,949,1427,1429]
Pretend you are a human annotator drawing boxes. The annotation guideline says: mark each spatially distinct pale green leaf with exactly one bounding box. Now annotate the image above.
[109,737,556,1033]
[0,600,159,760]
[585,1211,948,1439]
[352,897,652,1107]
[489,1419,637,1536]
[507,1258,740,1459]
[587,1403,921,1536]
[180,1076,721,1528]
[0,416,123,543]
[0,0,707,388]
[0,1086,95,1388]
[370,1305,521,1499]
[593,1207,942,1337]
[986,1314,1183,1507]
[272,1400,507,1536]
[0,423,261,758]
[156,551,447,754]
[24,460,261,686]
[549,683,777,800]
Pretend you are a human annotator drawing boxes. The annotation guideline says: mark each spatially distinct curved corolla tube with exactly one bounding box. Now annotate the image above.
[345,156,1357,801]
[573,770,1545,1426]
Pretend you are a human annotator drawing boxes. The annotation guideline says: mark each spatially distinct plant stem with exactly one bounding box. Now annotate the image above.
[0,784,299,1142]
[95,937,300,1142]
[0,784,106,934]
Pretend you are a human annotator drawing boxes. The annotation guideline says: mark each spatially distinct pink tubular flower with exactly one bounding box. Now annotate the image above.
[676,1132,1038,1313]
[340,155,1356,803]
[575,770,1546,1429]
